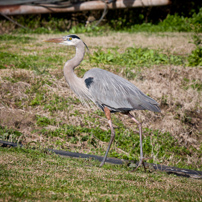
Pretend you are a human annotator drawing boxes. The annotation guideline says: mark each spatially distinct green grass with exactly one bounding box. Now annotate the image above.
[1,119,201,171]
[0,126,23,143]
[188,46,202,66]
[43,95,80,112]
[0,35,72,70]
[0,43,185,80]
[182,78,202,91]
[0,34,35,43]
[91,47,183,67]
[0,50,66,70]
[0,31,200,74]
[0,147,201,201]
[88,46,186,79]
[3,8,199,70]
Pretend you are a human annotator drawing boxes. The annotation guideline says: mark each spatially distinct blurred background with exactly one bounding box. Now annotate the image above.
[0,0,202,34]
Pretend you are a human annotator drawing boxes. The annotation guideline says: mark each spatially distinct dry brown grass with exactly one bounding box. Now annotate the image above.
[82,32,195,55]
[38,32,195,55]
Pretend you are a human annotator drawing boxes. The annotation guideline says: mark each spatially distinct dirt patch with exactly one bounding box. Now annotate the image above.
[0,108,35,131]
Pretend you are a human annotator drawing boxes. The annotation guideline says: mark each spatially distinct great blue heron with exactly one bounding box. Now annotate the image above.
[45,34,161,168]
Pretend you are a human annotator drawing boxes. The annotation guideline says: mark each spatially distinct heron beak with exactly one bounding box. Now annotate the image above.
[44,37,64,43]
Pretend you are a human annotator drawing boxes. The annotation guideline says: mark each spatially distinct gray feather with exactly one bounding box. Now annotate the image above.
[83,68,160,113]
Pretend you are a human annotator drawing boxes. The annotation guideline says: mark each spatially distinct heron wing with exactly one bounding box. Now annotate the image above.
[83,68,160,113]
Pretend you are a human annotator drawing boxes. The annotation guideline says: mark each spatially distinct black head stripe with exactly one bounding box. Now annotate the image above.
[83,42,89,52]
[68,34,80,39]
[67,34,89,51]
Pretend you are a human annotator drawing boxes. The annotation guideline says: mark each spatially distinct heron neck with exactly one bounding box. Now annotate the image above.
[63,41,85,84]
[63,41,91,104]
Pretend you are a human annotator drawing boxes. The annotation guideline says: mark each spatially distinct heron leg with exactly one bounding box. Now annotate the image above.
[100,107,115,167]
[127,113,146,171]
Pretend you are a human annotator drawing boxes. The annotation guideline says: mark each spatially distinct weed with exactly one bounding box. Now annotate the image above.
[182,78,202,91]
[0,125,23,143]
[188,46,202,66]
[30,93,45,106]
[90,47,184,79]
[188,24,202,66]
[36,115,56,127]
[191,81,202,91]
[123,8,202,33]
[69,24,104,35]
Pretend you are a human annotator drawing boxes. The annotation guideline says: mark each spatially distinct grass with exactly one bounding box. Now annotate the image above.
[1,117,201,171]
[0,31,202,200]
[90,47,185,79]
[0,147,202,201]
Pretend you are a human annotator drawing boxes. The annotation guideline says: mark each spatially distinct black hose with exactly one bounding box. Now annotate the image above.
[0,140,124,165]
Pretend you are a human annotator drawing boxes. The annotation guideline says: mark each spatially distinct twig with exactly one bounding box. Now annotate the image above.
[0,12,28,29]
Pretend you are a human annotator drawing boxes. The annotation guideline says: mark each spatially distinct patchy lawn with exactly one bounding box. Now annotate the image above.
[0,147,202,201]
[0,32,202,200]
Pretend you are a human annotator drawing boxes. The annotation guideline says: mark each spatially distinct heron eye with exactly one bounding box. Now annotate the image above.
[69,37,72,41]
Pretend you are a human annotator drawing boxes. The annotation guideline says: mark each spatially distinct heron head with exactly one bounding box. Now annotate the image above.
[44,34,89,51]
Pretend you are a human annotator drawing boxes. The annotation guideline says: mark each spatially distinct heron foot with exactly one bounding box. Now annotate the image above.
[132,157,152,172]
[99,161,105,167]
